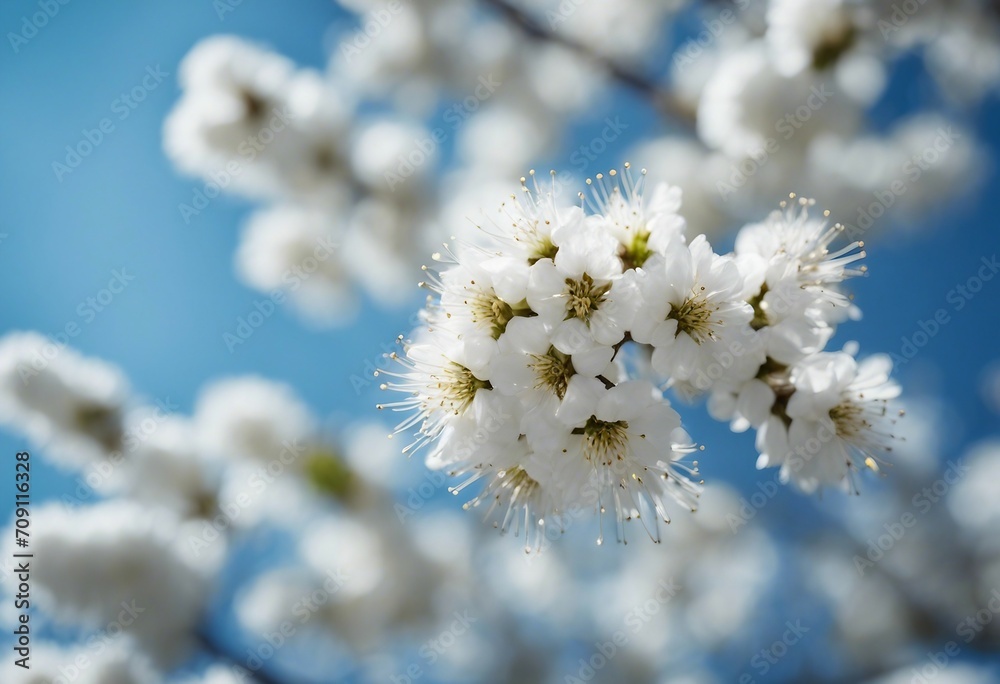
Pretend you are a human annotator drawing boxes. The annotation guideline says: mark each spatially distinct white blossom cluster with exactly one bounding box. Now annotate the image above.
[0,332,323,532]
[1,335,998,682]
[11,0,1000,679]
[1,639,159,684]
[0,332,516,681]
[0,332,129,470]
[0,335,314,673]
[381,168,902,547]
[642,0,991,236]
[163,1,997,329]
[165,36,427,324]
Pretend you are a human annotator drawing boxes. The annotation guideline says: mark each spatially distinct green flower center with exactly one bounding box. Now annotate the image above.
[621,230,653,269]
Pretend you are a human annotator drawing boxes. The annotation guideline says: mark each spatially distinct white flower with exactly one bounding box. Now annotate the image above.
[457,101,556,176]
[697,43,859,159]
[805,115,983,223]
[884,115,984,217]
[237,510,441,651]
[926,12,1000,103]
[121,411,221,520]
[178,666,245,684]
[328,1,430,96]
[0,332,128,468]
[270,70,354,204]
[756,352,901,492]
[460,449,575,552]
[490,316,578,410]
[491,171,585,265]
[176,35,293,103]
[377,330,501,456]
[766,0,891,104]
[166,37,356,206]
[527,224,638,355]
[194,376,316,464]
[351,118,436,194]
[584,171,687,264]
[708,377,777,433]
[629,137,730,239]
[460,379,698,551]
[427,386,523,474]
[235,205,357,326]
[6,501,213,665]
[766,0,856,76]
[435,250,531,340]
[553,376,702,543]
[539,0,677,62]
[328,0,506,112]
[344,195,430,306]
[632,235,760,390]
[736,196,865,307]
[3,640,160,684]
[163,36,296,195]
[343,420,417,489]
[523,41,605,115]
[946,440,1000,536]
[735,196,865,363]
[213,456,316,531]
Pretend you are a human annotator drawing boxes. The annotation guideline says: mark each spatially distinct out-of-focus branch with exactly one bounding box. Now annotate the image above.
[481,0,697,130]
[198,630,305,684]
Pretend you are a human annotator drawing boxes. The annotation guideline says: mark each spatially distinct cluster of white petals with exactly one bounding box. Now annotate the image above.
[3,501,213,665]
[382,168,902,545]
[0,332,129,468]
[163,0,996,329]
[0,327,520,680]
[2,640,159,684]
[646,0,990,239]
[164,36,427,324]
[0,332,373,673]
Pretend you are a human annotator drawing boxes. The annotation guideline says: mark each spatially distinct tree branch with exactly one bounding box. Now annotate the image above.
[481,0,696,129]
[198,629,303,684]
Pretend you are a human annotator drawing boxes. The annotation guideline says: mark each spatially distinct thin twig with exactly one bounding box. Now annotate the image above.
[198,629,292,684]
[481,0,697,129]
[596,374,616,390]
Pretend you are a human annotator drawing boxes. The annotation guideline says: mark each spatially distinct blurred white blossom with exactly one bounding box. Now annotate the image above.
[0,331,128,468]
